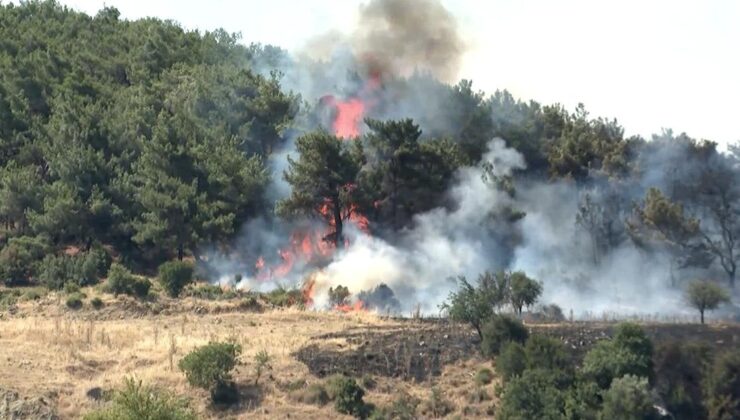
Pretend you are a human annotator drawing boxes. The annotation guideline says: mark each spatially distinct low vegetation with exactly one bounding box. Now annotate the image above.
[83,378,196,420]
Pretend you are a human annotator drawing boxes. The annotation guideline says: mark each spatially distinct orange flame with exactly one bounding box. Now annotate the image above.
[334,299,366,313]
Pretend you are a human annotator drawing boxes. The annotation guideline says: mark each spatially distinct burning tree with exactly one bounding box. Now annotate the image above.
[277,130,363,247]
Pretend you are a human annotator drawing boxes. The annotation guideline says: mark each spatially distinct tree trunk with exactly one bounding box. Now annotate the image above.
[177,244,184,261]
[332,196,343,248]
[700,309,705,325]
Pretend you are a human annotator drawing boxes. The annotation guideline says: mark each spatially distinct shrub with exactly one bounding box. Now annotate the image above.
[475,368,495,386]
[66,294,83,309]
[264,286,303,307]
[178,341,241,403]
[0,236,47,286]
[582,323,653,389]
[498,369,570,420]
[328,285,351,306]
[158,261,194,298]
[254,350,271,385]
[91,297,104,309]
[185,283,224,300]
[600,375,658,420]
[290,383,330,406]
[326,375,368,418]
[63,282,81,294]
[38,250,107,290]
[420,387,454,418]
[82,378,195,420]
[497,341,526,381]
[653,341,709,420]
[0,289,21,309]
[480,314,529,357]
[21,288,44,301]
[524,334,569,371]
[442,273,504,339]
[703,350,740,420]
[106,263,150,298]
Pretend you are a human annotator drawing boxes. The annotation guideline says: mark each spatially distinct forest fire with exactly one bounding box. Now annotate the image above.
[252,76,376,294]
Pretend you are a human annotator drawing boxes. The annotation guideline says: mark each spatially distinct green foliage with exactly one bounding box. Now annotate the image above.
[264,286,303,307]
[178,341,241,395]
[277,130,361,247]
[508,271,542,315]
[82,378,195,420]
[328,285,350,306]
[325,375,369,418]
[475,368,495,386]
[686,280,731,324]
[106,263,150,298]
[497,341,527,381]
[253,350,271,385]
[157,261,193,298]
[0,236,48,285]
[443,272,508,338]
[703,351,740,420]
[599,375,658,420]
[183,283,234,300]
[38,250,105,290]
[582,323,653,389]
[91,296,104,309]
[498,368,570,420]
[480,314,529,357]
[653,341,710,420]
[66,293,83,309]
[524,334,569,371]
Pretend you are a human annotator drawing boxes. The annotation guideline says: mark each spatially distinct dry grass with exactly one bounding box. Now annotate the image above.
[0,290,500,419]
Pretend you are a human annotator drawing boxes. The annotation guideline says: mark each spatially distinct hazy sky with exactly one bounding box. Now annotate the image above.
[11,0,739,145]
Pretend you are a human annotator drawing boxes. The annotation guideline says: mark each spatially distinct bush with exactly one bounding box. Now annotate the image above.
[475,368,495,386]
[703,350,740,420]
[290,383,330,406]
[66,294,83,309]
[90,296,104,309]
[653,341,709,420]
[497,341,527,381]
[184,283,224,300]
[600,375,658,420]
[498,369,570,420]
[0,236,47,286]
[83,378,195,420]
[480,314,529,357]
[178,341,241,403]
[106,263,151,298]
[582,323,653,389]
[38,250,108,290]
[63,282,81,294]
[264,286,304,307]
[328,285,351,306]
[326,375,369,418]
[158,261,194,298]
[524,334,569,371]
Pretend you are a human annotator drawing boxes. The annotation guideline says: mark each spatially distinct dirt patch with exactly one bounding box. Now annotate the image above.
[294,321,478,381]
[0,388,58,419]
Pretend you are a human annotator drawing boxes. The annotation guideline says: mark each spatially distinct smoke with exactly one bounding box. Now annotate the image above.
[205,0,739,319]
[351,0,465,82]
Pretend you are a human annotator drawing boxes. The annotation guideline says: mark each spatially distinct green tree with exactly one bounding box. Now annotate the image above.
[582,323,653,389]
[703,351,740,420]
[599,375,658,420]
[278,130,361,247]
[509,271,542,315]
[498,368,570,420]
[178,341,241,403]
[686,280,731,324]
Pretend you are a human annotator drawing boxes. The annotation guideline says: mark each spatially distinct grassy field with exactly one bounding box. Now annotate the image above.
[0,287,498,419]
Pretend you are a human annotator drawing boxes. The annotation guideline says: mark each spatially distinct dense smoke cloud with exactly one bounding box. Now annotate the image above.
[205,0,739,319]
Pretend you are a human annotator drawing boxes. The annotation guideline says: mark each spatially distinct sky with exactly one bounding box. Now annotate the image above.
[9,0,740,146]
